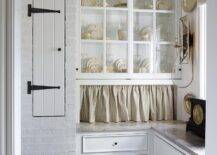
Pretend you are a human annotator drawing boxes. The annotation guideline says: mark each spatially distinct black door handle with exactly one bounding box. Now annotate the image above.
[27,81,60,94]
[28,4,61,17]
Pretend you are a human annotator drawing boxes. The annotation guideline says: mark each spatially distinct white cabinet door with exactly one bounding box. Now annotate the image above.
[154,136,184,155]
[32,0,65,116]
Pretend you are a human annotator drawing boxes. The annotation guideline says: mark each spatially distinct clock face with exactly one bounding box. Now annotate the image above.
[184,94,195,114]
[193,105,204,125]
[184,99,191,114]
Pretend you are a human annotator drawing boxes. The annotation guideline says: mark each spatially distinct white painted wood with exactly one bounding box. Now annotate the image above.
[154,136,184,155]
[76,130,191,155]
[32,0,65,116]
[206,0,217,153]
[83,134,148,153]
[78,0,180,82]
[4,0,22,154]
[0,0,6,154]
[77,79,174,85]
[148,131,155,155]
[128,0,133,74]
[77,131,148,155]
[103,0,106,73]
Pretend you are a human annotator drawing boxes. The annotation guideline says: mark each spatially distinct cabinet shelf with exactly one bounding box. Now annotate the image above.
[134,9,154,13]
[134,41,151,45]
[81,6,128,12]
[106,40,128,44]
[81,40,128,44]
[106,7,128,11]
[156,10,174,14]
[81,6,104,11]
[158,41,173,45]
[81,39,104,43]
[134,9,174,14]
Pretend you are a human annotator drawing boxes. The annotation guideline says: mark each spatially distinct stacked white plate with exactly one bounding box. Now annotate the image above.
[156,0,172,10]
[138,58,150,73]
[114,58,127,73]
[86,58,102,73]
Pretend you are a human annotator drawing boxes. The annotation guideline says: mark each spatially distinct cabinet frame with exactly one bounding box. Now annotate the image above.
[77,0,181,82]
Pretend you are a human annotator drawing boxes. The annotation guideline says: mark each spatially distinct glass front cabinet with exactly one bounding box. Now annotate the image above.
[77,0,181,81]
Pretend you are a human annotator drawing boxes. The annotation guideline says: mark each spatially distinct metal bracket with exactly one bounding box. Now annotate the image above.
[28,4,60,17]
[27,81,60,94]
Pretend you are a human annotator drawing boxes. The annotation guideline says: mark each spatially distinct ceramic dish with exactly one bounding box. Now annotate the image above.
[156,0,173,10]
[139,26,152,41]
[81,0,102,7]
[182,0,197,12]
[114,58,127,72]
[138,58,150,73]
[86,58,102,73]
[81,25,103,40]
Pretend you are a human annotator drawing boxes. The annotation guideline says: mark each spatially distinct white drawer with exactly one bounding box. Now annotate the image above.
[82,133,148,153]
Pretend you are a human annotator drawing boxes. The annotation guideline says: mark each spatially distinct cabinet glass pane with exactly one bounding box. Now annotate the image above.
[134,13,153,41]
[81,0,103,7]
[81,43,103,73]
[156,13,175,42]
[134,44,151,73]
[106,11,128,41]
[106,43,128,73]
[156,44,175,73]
[134,0,153,9]
[156,0,174,10]
[81,10,104,40]
[106,0,128,8]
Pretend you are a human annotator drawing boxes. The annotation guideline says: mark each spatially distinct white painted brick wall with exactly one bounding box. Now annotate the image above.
[21,0,78,154]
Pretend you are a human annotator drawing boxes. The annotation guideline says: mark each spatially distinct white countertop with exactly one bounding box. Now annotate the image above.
[77,121,205,155]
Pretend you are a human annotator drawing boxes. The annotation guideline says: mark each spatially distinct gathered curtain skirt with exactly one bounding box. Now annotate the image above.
[80,85,174,123]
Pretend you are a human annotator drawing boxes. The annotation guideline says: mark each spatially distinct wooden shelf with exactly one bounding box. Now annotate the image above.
[81,6,104,11]
[156,10,174,14]
[81,39,104,43]
[106,7,128,11]
[134,9,153,13]
[134,9,174,14]
[106,40,128,44]
[134,41,151,45]
[158,41,173,45]
[81,6,129,11]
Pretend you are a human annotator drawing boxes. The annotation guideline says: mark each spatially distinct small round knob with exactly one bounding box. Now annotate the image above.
[76,68,79,71]
[58,48,61,51]
[113,142,118,146]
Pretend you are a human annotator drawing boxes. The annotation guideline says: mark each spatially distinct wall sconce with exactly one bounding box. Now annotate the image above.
[175,15,194,64]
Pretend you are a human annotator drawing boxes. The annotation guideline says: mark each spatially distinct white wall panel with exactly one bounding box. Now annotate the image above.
[32,0,65,116]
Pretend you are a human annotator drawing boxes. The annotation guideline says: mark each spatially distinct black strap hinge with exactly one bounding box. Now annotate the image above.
[28,4,61,17]
[27,81,60,94]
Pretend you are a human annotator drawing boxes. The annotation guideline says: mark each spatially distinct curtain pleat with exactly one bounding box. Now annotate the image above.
[80,85,174,123]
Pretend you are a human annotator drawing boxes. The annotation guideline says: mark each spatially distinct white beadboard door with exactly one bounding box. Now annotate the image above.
[32,0,65,116]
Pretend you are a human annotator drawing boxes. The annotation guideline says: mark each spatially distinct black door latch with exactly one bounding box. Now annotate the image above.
[27,81,60,94]
[28,4,61,17]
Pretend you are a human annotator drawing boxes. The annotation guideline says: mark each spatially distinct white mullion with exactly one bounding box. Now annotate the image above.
[103,0,107,73]
[78,0,82,75]
[151,0,157,73]
[128,0,133,74]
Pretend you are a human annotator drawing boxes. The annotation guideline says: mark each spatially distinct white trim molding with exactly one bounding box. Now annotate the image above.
[0,0,6,154]
[1,0,22,154]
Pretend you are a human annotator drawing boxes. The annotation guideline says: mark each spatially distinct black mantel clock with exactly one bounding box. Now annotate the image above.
[186,98,206,139]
